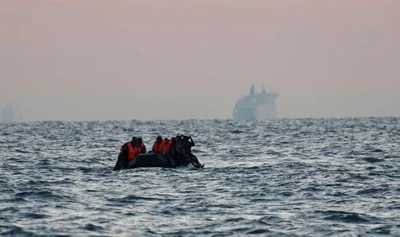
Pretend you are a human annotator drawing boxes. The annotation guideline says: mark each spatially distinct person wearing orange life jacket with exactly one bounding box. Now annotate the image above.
[137,137,146,153]
[152,136,164,153]
[120,137,136,153]
[123,137,140,161]
[164,137,179,158]
[163,138,172,155]
[115,137,139,170]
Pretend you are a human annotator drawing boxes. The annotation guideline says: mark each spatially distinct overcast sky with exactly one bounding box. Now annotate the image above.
[1,0,399,121]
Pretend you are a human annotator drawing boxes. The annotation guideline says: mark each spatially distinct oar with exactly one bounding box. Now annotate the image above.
[189,154,204,168]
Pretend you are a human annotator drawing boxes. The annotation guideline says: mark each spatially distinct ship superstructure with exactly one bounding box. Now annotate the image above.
[233,86,278,120]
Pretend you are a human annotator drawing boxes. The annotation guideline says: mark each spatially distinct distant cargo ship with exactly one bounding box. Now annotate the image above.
[233,86,278,120]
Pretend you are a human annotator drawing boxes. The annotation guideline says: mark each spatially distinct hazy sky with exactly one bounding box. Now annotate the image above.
[1,0,399,121]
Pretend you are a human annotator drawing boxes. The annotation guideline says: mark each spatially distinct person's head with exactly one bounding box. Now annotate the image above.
[131,137,138,145]
[171,137,177,144]
[138,137,143,144]
[156,136,162,143]
[183,135,189,141]
[164,138,170,143]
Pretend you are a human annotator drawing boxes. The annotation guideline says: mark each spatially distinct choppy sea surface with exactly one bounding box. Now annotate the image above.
[1,118,399,236]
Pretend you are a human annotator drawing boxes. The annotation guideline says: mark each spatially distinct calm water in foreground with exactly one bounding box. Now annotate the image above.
[0,118,399,236]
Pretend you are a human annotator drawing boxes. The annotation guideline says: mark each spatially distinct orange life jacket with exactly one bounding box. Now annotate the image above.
[153,141,164,153]
[164,141,172,154]
[126,142,138,160]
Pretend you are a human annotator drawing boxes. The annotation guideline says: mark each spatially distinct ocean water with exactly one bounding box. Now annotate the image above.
[0,118,399,236]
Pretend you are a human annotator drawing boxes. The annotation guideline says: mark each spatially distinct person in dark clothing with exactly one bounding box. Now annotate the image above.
[181,135,202,167]
[188,136,195,147]
[175,136,185,156]
[169,137,178,157]
[168,137,182,165]
[184,135,195,153]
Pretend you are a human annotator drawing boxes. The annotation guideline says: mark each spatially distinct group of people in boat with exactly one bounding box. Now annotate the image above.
[116,134,201,169]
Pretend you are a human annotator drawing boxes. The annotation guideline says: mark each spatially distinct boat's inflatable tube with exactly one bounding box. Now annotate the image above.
[113,151,203,171]
[127,153,176,169]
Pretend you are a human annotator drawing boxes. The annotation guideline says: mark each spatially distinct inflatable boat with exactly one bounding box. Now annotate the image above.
[113,152,203,171]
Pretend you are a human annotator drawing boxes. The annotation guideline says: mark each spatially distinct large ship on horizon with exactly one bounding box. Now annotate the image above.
[233,86,278,120]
